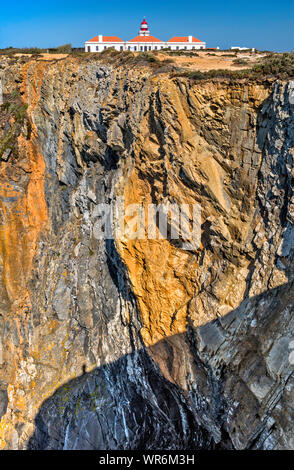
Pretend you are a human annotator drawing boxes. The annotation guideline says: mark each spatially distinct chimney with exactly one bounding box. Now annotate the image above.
[99,34,103,42]
[188,35,193,43]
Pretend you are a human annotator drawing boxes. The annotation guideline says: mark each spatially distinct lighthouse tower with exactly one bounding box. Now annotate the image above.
[139,18,150,36]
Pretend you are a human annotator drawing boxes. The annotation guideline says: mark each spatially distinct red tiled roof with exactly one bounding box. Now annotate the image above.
[87,36,124,43]
[167,36,202,43]
[128,35,162,43]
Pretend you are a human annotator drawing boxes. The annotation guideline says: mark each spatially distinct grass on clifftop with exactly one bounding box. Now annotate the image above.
[0,44,74,55]
[173,52,294,81]
[73,48,176,72]
[77,49,294,80]
[1,47,294,81]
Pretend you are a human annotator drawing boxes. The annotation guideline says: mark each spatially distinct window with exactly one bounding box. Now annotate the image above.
[140,46,143,51]
[87,46,90,52]
[120,46,123,51]
[149,46,151,51]
[184,46,187,50]
[134,46,137,51]
[96,46,99,51]
[128,46,131,50]
[176,46,179,50]
[104,46,107,50]
[155,46,157,50]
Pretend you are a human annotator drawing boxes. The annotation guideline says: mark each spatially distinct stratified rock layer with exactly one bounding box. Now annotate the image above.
[0,55,294,449]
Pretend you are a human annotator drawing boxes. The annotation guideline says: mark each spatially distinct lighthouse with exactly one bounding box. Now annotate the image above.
[139,18,150,36]
[85,18,206,52]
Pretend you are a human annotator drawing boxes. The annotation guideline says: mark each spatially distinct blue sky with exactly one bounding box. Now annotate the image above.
[0,0,293,51]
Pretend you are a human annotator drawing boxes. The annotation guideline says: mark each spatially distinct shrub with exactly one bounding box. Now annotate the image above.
[0,47,46,55]
[233,58,249,65]
[252,52,294,78]
[132,52,160,64]
[160,50,199,58]
[56,44,72,53]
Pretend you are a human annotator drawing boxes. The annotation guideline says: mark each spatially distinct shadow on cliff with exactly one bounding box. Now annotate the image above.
[27,279,294,451]
[27,338,215,450]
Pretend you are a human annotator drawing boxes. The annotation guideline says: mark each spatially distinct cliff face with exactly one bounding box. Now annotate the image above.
[0,56,294,450]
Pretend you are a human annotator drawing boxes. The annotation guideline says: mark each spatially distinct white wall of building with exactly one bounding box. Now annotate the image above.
[167,43,206,50]
[85,40,206,53]
[231,46,251,50]
[125,43,165,52]
[85,42,125,53]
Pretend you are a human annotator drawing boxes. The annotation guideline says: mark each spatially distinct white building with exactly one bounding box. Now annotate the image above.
[85,18,206,53]
[85,35,125,53]
[167,36,206,50]
[231,46,252,51]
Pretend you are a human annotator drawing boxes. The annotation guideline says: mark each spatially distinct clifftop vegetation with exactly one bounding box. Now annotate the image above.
[1,46,294,81]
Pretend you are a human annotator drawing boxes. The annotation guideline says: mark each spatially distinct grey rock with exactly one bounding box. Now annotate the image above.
[0,383,8,420]
[52,279,71,321]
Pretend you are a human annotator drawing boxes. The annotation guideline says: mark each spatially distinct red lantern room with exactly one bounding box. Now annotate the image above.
[139,18,150,36]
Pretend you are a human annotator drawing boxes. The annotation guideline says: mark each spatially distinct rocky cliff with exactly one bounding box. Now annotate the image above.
[0,55,294,450]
